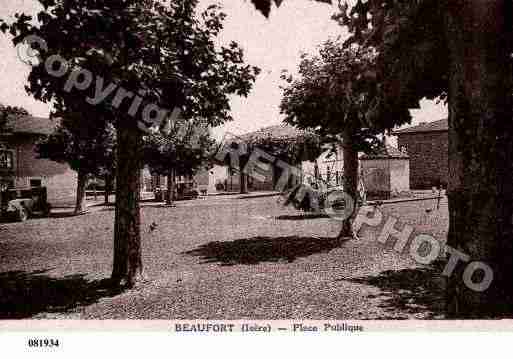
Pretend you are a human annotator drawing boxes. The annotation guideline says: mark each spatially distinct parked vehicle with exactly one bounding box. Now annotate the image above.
[0,186,52,221]
[154,181,199,201]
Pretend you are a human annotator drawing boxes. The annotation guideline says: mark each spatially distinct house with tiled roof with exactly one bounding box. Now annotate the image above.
[4,115,59,136]
[216,124,410,198]
[392,119,448,189]
[238,123,312,142]
[216,124,310,192]
[0,115,77,205]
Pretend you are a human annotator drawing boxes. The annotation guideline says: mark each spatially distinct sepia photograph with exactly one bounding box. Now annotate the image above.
[0,0,512,354]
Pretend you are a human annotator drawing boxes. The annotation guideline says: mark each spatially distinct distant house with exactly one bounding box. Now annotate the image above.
[0,116,77,206]
[393,119,448,189]
[216,124,410,198]
[360,146,410,199]
[221,124,312,192]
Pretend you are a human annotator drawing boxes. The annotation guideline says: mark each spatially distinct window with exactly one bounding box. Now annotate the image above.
[30,179,42,188]
[0,150,13,169]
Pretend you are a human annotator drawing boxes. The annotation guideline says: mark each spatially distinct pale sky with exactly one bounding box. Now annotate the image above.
[0,0,447,139]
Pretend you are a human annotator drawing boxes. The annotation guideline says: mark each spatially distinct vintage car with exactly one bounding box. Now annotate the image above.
[0,186,52,222]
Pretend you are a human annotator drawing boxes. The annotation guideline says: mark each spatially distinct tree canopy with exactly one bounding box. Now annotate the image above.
[2,1,260,128]
[334,0,513,317]
[281,39,409,153]
[242,126,322,165]
[280,39,409,237]
[1,0,260,287]
[36,105,115,177]
[143,120,215,179]
[333,1,450,111]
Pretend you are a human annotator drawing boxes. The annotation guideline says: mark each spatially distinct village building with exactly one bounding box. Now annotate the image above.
[147,123,413,198]
[0,115,77,206]
[360,146,410,199]
[216,124,312,192]
[392,119,448,189]
[214,124,410,199]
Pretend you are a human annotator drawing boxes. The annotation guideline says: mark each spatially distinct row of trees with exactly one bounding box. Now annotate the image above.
[143,119,215,204]
[3,0,510,318]
[36,108,215,212]
[254,0,513,318]
[2,0,260,288]
[36,103,116,213]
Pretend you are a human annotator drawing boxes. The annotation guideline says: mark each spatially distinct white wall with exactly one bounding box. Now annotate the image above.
[390,160,410,193]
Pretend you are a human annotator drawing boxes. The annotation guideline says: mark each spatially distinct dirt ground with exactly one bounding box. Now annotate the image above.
[0,193,448,319]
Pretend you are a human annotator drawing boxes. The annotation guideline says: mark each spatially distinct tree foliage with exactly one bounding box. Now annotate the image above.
[248,131,322,166]
[2,1,260,126]
[143,120,215,179]
[334,0,513,317]
[2,0,259,287]
[281,39,409,152]
[36,106,115,178]
[280,39,410,238]
[333,0,450,110]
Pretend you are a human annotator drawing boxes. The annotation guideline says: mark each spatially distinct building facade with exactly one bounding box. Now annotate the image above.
[214,124,411,198]
[0,116,77,206]
[393,119,448,189]
[360,146,410,199]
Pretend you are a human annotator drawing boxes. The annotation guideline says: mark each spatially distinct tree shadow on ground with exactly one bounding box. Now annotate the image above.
[0,270,123,319]
[340,263,446,319]
[275,213,330,220]
[184,236,345,265]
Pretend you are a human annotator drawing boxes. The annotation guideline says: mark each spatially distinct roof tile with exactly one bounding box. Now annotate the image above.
[5,116,57,136]
[360,145,409,160]
[392,118,448,135]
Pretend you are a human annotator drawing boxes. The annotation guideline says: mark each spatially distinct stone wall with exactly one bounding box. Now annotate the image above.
[396,131,448,189]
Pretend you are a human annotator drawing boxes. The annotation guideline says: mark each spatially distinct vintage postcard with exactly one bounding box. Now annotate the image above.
[0,0,511,356]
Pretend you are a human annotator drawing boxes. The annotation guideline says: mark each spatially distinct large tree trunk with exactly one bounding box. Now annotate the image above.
[165,169,175,205]
[338,131,359,240]
[111,119,143,288]
[74,168,88,214]
[445,1,513,318]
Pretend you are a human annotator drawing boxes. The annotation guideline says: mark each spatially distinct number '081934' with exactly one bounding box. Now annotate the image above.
[27,338,60,348]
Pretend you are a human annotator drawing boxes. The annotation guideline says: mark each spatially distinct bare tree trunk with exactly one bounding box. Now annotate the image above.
[338,130,358,240]
[165,169,175,205]
[74,168,88,214]
[112,119,143,288]
[445,1,513,318]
